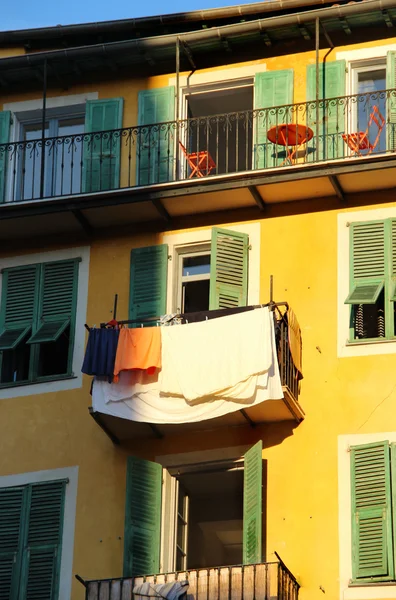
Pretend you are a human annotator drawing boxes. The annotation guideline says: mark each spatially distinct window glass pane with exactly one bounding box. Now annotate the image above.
[53,118,84,196]
[357,69,386,153]
[20,124,49,200]
[182,255,210,277]
[37,324,70,378]
[182,280,210,313]
[1,332,31,384]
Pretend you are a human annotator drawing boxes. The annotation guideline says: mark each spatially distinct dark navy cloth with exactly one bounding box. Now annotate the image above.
[82,328,119,382]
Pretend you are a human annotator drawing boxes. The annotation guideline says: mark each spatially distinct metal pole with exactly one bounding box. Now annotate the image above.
[40,58,47,199]
[270,275,274,304]
[315,17,320,163]
[175,37,180,181]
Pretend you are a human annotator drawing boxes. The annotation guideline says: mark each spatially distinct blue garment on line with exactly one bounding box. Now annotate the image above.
[81,328,119,381]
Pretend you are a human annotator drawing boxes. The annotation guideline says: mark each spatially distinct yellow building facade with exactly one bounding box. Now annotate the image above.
[1,3,396,600]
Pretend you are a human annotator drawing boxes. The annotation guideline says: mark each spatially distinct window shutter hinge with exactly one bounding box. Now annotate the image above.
[347,445,351,452]
[168,255,172,261]
[346,222,350,227]
[248,245,252,251]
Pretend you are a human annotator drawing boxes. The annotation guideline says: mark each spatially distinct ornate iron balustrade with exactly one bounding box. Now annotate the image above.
[1,87,395,203]
[276,312,300,403]
[77,557,300,600]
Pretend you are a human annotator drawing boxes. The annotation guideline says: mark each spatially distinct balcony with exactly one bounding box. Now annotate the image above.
[89,306,304,445]
[77,557,299,600]
[3,88,394,238]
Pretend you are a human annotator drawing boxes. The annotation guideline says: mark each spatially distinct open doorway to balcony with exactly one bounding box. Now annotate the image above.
[176,466,244,570]
[182,80,253,177]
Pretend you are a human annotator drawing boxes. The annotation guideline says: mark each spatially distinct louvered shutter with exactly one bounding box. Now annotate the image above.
[390,220,396,301]
[351,441,394,581]
[386,51,396,151]
[243,441,263,565]
[0,486,24,600]
[123,457,162,577]
[0,265,38,350]
[345,221,385,304]
[27,259,79,344]
[306,60,346,160]
[129,245,168,324]
[254,70,294,168]
[83,98,124,193]
[209,228,249,310]
[18,480,66,600]
[0,111,11,203]
[136,87,175,185]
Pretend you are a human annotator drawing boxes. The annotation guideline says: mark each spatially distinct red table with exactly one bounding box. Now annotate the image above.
[267,123,314,165]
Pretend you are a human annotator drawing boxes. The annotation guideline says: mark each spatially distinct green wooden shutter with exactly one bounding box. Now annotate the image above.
[83,98,124,193]
[254,70,294,169]
[0,111,11,204]
[137,87,175,185]
[306,60,346,160]
[123,457,162,577]
[243,441,263,565]
[386,51,396,151]
[345,220,385,304]
[27,259,79,344]
[351,441,394,581]
[129,245,168,323]
[19,480,66,600]
[0,265,38,350]
[209,228,249,310]
[0,486,25,600]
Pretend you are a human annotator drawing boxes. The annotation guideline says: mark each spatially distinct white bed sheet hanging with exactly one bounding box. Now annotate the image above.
[92,309,283,425]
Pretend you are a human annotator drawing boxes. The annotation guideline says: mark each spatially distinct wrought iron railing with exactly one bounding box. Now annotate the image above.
[77,557,300,600]
[2,87,394,203]
[276,312,300,403]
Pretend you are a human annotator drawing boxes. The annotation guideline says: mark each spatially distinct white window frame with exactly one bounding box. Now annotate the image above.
[348,60,387,139]
[0,246,90,399]
[0,466,78,600]
[338,207,396,358]
[339,433,396,600]
[174,242,211,313]
[3,93,98,203]
[163,222,260,315]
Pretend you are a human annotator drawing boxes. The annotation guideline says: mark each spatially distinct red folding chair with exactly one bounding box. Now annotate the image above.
[179,141,216,178]
[342,105,385,156]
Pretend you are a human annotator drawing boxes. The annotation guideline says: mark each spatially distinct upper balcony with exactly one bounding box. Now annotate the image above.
[2,87,396,239]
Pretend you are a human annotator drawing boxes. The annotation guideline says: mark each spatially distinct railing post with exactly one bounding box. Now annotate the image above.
[40,58,47,199]
[315,17,320,163]
[175,36,180,182]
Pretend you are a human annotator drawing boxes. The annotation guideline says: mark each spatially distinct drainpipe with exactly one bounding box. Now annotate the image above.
[39,57,47,199]
[315,17,320,163]
[175,36,180,182]
[321,23,335,160]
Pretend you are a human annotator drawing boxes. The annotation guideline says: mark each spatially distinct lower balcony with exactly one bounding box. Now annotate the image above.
[89,305,304,445]
[78,558,299,600]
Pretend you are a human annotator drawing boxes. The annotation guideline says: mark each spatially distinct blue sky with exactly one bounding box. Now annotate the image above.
[2,0,255,31]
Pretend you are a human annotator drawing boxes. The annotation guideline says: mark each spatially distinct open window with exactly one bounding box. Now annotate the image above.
[123,442,264,577]
[182,80,254,176]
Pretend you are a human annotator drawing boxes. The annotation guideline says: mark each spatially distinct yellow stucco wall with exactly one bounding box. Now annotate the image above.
[2,33,396,600]
[1,191,396,599]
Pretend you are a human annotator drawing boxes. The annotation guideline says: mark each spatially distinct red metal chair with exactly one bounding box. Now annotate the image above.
[179,141,216,178]
[342,105,385,156]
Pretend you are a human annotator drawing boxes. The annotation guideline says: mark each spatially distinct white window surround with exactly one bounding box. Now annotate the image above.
[0,246,90,399]
[168,62,266,89]
[4,92,98,144]
[337,207,396,358]
[336,44,396,95]
[0,466,78,600]
[338,433,396,600]
[162,222,260,315]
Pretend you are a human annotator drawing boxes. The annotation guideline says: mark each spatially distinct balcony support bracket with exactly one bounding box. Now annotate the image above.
[240,409,256,428]
[88,407,121,445]
[328,174,346,202]
[72,209,94,236]
[149,423,164,439]
[152,199,171,222]
[248,185,266,211]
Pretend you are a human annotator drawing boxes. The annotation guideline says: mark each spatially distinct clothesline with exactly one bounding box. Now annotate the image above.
[83,301,289,332]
